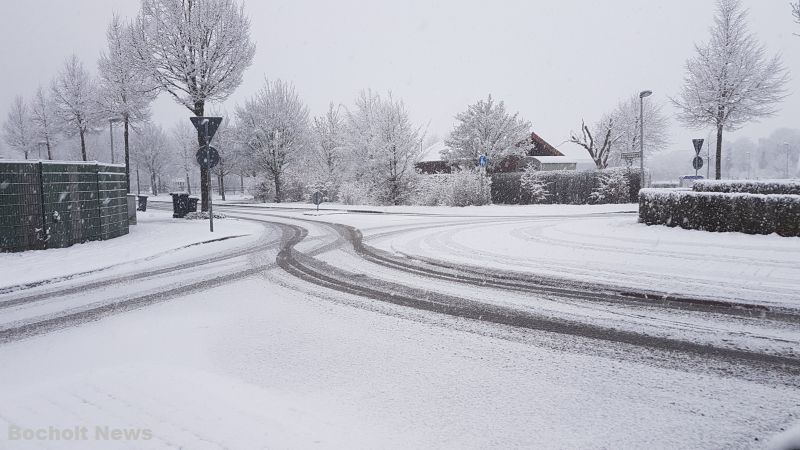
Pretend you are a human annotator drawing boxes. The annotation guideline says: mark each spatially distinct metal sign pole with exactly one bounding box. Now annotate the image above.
[205,121,214,232]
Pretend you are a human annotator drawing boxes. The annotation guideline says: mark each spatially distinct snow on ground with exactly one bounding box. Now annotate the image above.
[235,202,799,309]
[0,209,265,291]
[0,276,798,449]
[362,212,800,308]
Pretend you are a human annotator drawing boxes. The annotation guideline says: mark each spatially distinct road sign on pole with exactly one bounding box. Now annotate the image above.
[196,146,220,169]
[692,139,704,156]
[190,117,223,143]
[189,116,223,233]
[311,191,323,213]
[692,155,704,175]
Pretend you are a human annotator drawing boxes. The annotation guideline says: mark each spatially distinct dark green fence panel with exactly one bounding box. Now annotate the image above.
[0,162,45,251]
[0,161,129,252]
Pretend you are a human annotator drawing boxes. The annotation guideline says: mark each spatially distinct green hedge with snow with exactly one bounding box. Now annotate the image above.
[491,168,642,205]
[692,179,800,195]
[639,188,800,236]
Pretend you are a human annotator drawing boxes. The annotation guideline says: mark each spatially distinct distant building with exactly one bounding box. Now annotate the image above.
[415,132,575,174]
[416,140,452,174]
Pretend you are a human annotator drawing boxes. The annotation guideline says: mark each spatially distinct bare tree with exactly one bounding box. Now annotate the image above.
[445,95,531,169]
[51,54,99,161]
[309,102,346,196]
[2,96,35,159]
[98,14,159,192]
[672,0,788,179]
[570,118,617,170]
[132,123,171,196]
[344,90,425,205]
[236,79,310,203]
[29,87,58,160]
[131,0,256,210]
[606,95,670,168]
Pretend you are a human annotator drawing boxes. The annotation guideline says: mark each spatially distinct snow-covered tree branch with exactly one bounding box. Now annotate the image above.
[29,87,58,160]
[2,96,35,160]
[98,14,159,192]
[672,0,788,179]
[606,95,670,168]
[308,102,346,196]
[236,79,310,203]
[343,90,424,205]
[51,54,100,161]
[131,0,255,210]
[444,95,531,169]
[132,122,171,195]
[569,117,617,170]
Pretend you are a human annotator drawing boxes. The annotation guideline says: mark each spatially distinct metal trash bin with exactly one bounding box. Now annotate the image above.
[137,195,149,212]
[170,192,190,218]
[187,197,199,213]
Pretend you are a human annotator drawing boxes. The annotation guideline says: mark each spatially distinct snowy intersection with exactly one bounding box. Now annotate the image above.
[0,203,799,448]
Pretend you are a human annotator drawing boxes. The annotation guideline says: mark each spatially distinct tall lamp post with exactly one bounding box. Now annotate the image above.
[639,90,652,188]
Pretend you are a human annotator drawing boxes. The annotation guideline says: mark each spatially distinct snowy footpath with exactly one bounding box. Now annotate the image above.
[0,209,265,292]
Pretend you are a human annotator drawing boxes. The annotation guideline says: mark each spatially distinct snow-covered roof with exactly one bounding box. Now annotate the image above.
[418,140,451,162]
[532,156,576,164]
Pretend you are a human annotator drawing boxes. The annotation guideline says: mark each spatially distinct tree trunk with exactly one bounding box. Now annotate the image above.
[716,124,723,180]
[151,172,157,196]
[124,118,131,193]
[186,172,191,194]
[274,173,282,203]
[240,175,244,195]
[79,128,87,161]
[194,101,210,212]
[45,137,52,160]
[219,174,226,201]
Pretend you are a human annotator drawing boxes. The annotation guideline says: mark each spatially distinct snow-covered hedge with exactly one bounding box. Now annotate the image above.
[411,170,492,206]
[492,168,642,205]
[639,188,800,236]
[692,179,800,195]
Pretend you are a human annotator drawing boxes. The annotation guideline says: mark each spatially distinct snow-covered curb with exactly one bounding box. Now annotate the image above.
[0,210,264,290]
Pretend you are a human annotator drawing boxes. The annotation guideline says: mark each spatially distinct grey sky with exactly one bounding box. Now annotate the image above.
[1,0,798,161]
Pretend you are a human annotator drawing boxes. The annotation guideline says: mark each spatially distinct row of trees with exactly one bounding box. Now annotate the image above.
[3,0,795,208]
[1,0,256,210]
[567,0,792,179]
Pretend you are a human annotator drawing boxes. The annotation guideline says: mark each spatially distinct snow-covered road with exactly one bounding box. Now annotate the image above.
[1,202,798,448]
[1,276,798,449]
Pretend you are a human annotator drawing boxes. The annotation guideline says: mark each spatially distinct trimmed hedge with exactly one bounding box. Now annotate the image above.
[692,179,800,195]
[639,188,800,237]
[492,168,642,205]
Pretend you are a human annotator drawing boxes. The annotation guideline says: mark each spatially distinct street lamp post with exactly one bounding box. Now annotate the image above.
[639,90,652,188]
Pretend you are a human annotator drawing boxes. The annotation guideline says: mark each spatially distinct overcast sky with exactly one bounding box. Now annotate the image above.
[1,0,798,161]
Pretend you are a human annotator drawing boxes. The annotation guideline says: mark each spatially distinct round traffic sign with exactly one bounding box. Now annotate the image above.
[692,156,704,171]
[311,191,324,206]
[196,146,221,169]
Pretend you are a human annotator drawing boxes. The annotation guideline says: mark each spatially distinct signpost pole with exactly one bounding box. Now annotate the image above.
[205,121,214,232]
